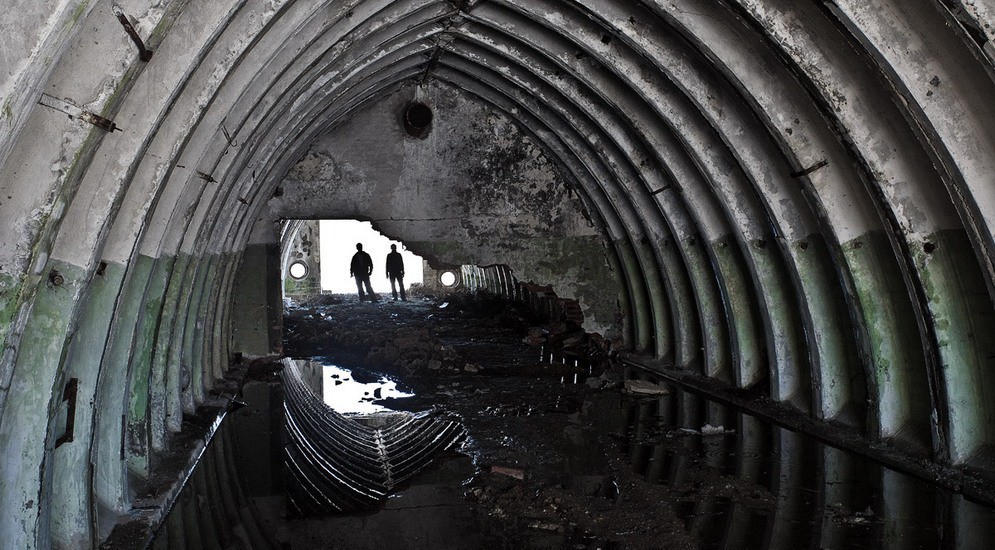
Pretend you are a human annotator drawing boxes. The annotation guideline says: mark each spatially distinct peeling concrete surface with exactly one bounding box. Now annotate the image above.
[273,81,619,335]
[2,1,995,546]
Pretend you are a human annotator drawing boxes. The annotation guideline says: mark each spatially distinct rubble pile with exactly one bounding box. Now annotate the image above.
[366,327,477,374]
[284,291,614,380]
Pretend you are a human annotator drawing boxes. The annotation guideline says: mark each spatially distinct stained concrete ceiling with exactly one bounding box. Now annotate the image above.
[2,0,995,547]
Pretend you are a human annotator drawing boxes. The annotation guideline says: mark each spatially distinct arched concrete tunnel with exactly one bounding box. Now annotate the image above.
[2,0,995,547]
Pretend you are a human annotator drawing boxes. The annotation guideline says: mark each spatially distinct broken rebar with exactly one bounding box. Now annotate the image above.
[112,4,153,62]
[790,159,829,178]
[38,94,121,132]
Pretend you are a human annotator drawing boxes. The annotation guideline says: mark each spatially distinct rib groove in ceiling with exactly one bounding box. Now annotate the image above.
[1,0,994,546]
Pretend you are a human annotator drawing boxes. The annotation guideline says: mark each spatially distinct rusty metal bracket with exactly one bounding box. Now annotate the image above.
[38,94,121,132]
[419,46,444,86]
[113,4,153,62]
[221,125,238,156]
[55,378,79,448]
[790,159,829,178]
[221,125,238,148]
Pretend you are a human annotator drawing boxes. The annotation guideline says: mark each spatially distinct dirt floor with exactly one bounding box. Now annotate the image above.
[272,291,768,550]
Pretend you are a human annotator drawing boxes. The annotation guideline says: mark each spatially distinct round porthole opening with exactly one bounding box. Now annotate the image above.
[288,261,309,280]
[439,270,458,287]
[404,102,433,137]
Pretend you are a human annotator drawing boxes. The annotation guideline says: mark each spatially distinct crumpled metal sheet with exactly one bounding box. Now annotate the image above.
[281,360,466,515]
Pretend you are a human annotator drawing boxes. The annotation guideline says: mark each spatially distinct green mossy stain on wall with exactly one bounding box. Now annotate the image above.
[0,273,24,348]
[712,240,763,389]
[913,229,995,463]
[126,254,174,475]
[0,259,86,550]
[842,233,930,446]
[790,234,864,425]
[685,240,729,381]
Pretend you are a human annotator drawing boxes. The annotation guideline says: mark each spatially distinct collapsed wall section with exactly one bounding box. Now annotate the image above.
[272,81,621,337]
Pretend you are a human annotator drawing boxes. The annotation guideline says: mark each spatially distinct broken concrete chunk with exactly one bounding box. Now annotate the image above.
[527,521,564,533]
[623,379,670,396]
[700,424,735,436]
[490,465,526,480]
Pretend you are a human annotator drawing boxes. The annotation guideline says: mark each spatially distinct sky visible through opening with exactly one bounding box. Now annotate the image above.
[319,220,424,293]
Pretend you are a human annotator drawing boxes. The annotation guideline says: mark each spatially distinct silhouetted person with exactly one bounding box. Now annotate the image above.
[350,243,375,301]
[386,244,406,301]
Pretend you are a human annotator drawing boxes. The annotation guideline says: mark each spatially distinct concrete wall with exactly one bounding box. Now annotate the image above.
[1,0,995,547]
[281,219,322,299]
[270,80,620,336]
[233,218,283,357]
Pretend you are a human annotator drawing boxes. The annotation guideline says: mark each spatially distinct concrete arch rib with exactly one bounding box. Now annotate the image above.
[471,1,817,409]
[4,0,995,547]
[0,1,247,547]
[452,4,724,382]
[616,0,865,418]
[112,2,452,464]
[730,0,949,455]
[444,28,693,365]
[439,35,725,378]
[74,4,300,531]
[612,0,944,443]
[459,2,779,391]
[702,0,995,463]
[436,51,683,362]
[606,0,870,421]
[812,0,995,466]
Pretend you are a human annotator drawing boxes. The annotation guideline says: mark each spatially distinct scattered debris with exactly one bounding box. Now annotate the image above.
[623,378,670,395]
[700,423,734,436]
[489,465,526,480]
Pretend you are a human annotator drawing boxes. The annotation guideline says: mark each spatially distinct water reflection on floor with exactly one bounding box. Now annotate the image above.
[319,362,413,414]
[150,374,995,549]
[622,383,995,549]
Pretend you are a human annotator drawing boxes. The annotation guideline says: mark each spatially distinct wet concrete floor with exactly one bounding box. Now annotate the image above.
[152,293,995,549]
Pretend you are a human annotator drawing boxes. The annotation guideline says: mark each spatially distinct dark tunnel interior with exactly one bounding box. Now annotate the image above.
[2,0,995,547]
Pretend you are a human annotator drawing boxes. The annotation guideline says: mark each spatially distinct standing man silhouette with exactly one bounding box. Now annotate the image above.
[386,244,406,301]
[350,243,375,301]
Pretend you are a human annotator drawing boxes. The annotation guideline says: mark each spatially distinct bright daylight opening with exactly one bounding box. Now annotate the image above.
[439,270,458,287]
[319,220,424,293]
[321,363,413,414]
[288,261,308,280]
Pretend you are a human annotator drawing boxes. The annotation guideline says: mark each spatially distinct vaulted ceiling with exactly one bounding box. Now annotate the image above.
[2,1,995,547]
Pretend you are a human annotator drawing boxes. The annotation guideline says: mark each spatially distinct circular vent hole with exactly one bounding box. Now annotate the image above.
[289,261,309,280]
[404,102,434,137]
[439,270,458,287]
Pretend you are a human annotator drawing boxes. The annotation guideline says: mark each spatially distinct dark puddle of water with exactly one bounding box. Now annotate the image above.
[151,370,995,549]
[617,384,995,549]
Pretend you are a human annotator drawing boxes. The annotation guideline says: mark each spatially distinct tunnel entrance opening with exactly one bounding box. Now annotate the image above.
[280,219,425,301]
